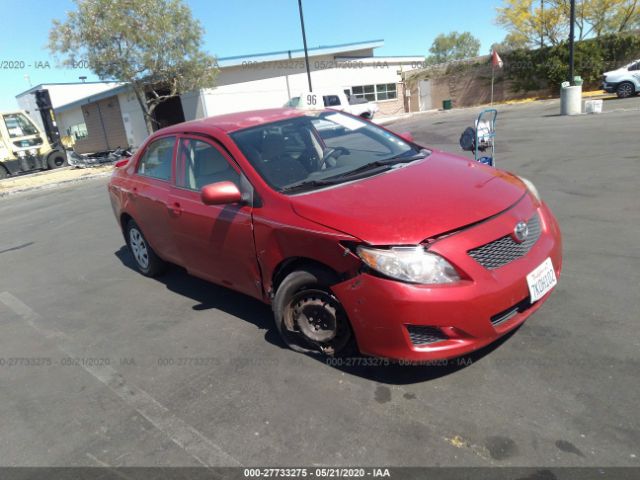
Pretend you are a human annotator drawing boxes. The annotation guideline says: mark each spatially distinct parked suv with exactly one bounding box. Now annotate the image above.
[602,59,640,98]
[108,108,562,361]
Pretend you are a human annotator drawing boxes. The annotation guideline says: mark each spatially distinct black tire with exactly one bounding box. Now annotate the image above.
[125,219,167,277]
[616,81,635,99]
[0,166,8,180]
[272,267,356,356]
[360,112,372,120]
[47,150,68,169]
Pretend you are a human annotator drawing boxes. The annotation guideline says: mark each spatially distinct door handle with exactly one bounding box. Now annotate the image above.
[169,202,182,216]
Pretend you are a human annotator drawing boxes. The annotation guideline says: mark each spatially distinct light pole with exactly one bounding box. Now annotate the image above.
[297,0,313,92]
[568,0,575,83]
[540,0,544,48]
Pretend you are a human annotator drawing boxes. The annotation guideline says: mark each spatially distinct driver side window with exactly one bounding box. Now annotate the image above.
[175,138,239,191]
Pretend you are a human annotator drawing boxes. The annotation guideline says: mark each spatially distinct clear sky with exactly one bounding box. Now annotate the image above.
[0,0,508,111]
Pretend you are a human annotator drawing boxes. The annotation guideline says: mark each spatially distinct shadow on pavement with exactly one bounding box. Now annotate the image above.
[324,328,519,385]
[115,246,521,385]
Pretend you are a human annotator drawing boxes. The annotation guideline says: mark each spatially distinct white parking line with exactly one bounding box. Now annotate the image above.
[0,291,241,467]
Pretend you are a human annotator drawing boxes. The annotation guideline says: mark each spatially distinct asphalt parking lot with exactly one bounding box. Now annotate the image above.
[0,97,638,468]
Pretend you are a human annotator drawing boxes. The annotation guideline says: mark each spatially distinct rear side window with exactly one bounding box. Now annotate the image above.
[175,138,239,191]
[137,136,175,181]
[629,62,639,71]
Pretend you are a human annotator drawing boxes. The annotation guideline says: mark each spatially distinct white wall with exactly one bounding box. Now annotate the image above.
[202,55,422,117]
[117,90,149,149]
[180,90,207,121]
[56,108,86,137]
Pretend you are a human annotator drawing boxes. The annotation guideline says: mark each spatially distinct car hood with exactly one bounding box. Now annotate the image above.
[604,67,626,76]
[289,151,526,245]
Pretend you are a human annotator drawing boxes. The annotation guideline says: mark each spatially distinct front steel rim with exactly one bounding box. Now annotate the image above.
[285,289,350,355]
[129,228,149,269]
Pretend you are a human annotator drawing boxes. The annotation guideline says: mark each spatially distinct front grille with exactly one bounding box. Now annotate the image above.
[490,297,532,326]
[407,325,448,346]
[468,213,541,270]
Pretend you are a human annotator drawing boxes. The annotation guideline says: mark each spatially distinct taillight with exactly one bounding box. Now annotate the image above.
[115,158,130,168]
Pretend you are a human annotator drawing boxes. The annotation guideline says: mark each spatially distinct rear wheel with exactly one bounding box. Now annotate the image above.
[125,220,166,277]
[47,150,68,169]
[273,268,356,356]
[0,166,8,180]
[616,81,635,99]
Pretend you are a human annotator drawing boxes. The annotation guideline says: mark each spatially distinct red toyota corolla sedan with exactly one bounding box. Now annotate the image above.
[108,108,561,361]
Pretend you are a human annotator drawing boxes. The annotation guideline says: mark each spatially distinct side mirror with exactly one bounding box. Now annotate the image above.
[201,181,243,205]
[398,131,414,142]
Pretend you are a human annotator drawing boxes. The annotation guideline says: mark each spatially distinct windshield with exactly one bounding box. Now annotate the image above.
[3,113,39,138]
[231,112,424,193]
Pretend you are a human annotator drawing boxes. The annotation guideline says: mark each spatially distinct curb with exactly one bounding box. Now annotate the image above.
[0,171,112,199]
[375,91,616,125]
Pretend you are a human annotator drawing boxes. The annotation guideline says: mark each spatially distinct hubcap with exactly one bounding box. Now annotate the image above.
[129,228,149,269]
[54,156,64,166]
[620,84,632,97]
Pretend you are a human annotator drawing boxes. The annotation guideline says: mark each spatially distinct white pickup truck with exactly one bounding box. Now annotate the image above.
[602,59,640,98]
[286,91,379,119]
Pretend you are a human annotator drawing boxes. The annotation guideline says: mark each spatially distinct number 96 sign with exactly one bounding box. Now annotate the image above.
[301,93,320,109]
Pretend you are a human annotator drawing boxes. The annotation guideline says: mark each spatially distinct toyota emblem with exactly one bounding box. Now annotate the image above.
[513,221,529,243]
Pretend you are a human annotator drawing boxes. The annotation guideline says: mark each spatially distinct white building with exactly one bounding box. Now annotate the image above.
[15,39,423,153]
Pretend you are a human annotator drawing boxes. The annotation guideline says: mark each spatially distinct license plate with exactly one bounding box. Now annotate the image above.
[527,257,557,303]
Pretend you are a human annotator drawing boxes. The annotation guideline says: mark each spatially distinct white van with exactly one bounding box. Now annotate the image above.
[285,91,379,119]
[602,59,640,98]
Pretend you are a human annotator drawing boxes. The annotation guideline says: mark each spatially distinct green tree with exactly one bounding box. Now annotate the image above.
[491,32,530,53]
[496,0,640,48]
[49,0,218,133]
[426,32,481,64]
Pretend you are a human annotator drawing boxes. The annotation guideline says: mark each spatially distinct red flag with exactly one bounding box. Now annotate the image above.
[492,50,503,68]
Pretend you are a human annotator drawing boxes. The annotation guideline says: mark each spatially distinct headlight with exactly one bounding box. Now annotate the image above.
[357,245,460,284]
[16,150,26,158]
[518,176,541,202]
[28,148,38,155]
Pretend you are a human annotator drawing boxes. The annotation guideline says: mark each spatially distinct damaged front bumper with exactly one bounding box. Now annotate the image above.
[331,201,562,362]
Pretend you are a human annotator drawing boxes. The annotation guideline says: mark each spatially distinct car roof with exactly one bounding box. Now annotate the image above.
[156,108,310,136]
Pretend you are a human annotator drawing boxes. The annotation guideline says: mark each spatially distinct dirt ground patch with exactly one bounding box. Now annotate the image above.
[0,165,114,197]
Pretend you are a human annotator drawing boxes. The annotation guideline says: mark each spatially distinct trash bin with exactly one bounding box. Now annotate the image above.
[442,99,452,110]
[560,81,582,115]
